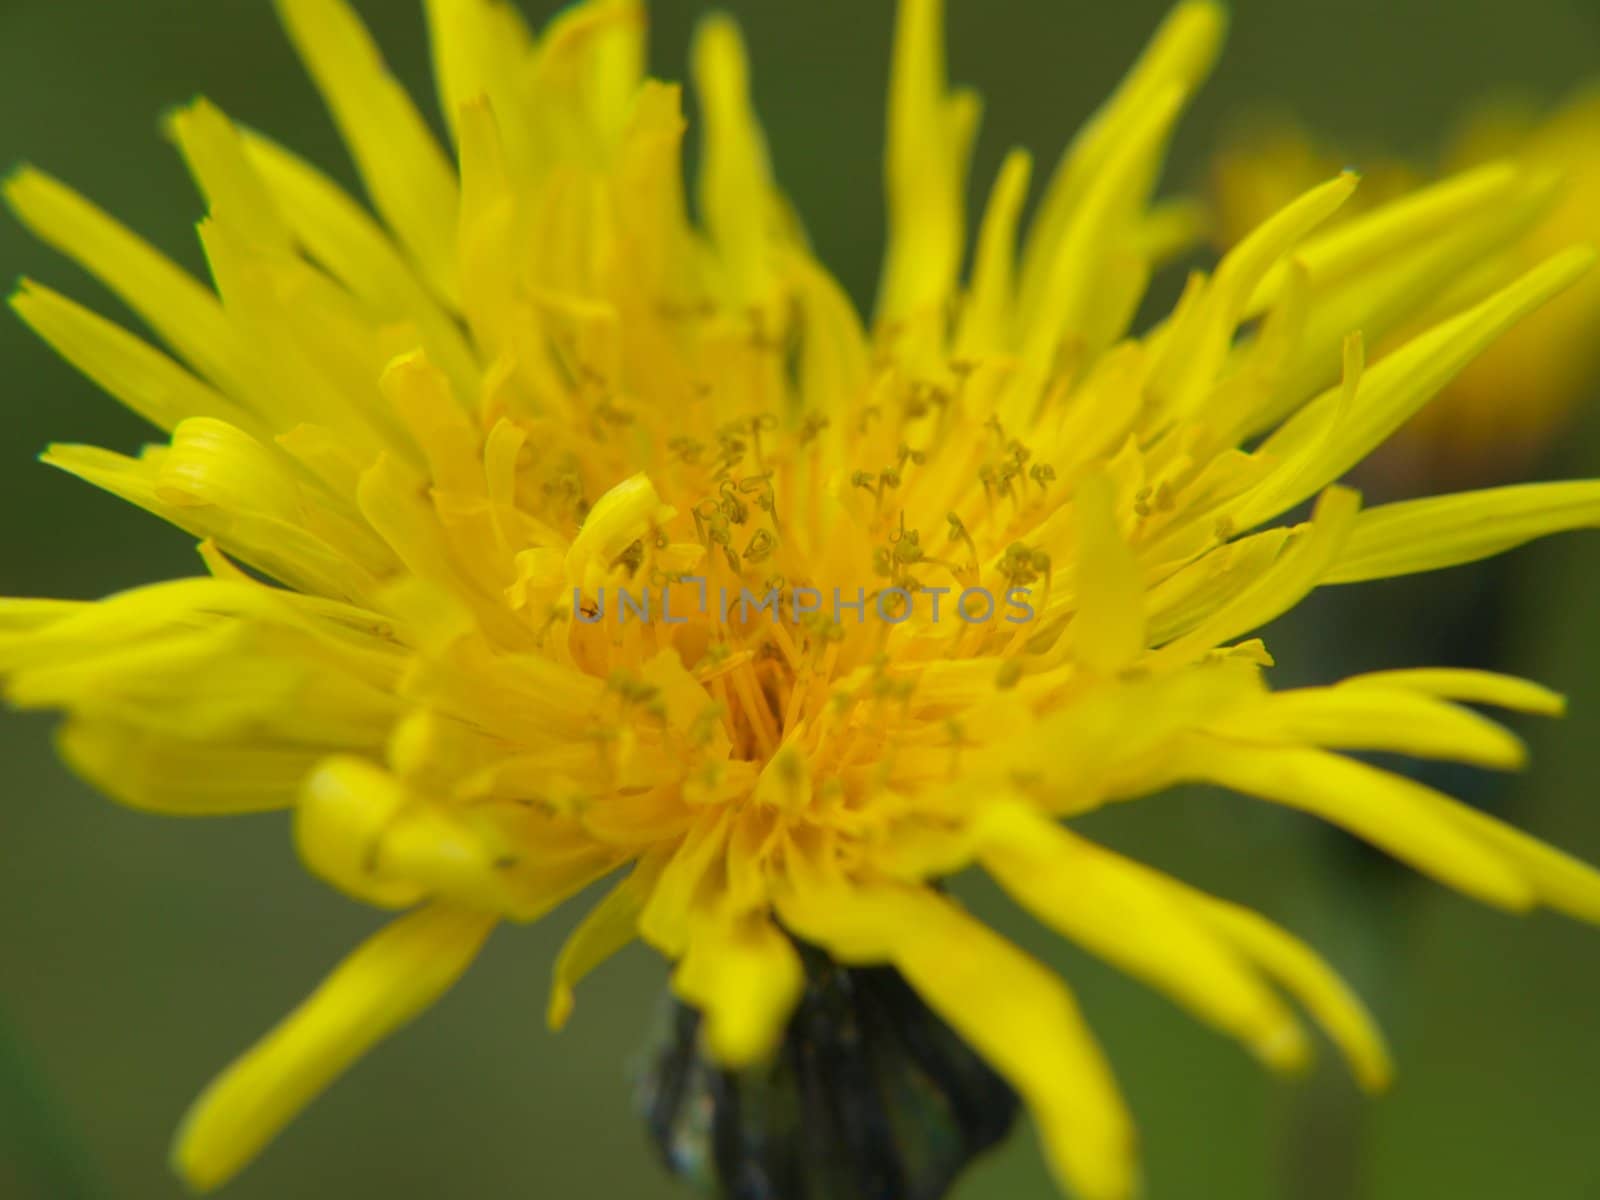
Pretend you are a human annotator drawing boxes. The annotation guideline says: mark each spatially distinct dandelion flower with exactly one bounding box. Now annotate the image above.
[9,2,1600,1198]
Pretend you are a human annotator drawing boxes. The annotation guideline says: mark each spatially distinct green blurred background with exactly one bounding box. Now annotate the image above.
[4,1,1600,1197]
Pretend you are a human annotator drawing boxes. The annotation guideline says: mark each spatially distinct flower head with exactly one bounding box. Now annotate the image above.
[8,1,1600,1197]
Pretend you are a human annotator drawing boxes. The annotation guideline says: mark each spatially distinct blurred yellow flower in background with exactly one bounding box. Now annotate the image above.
[1210,88,1600,488]
[1208,119,1417,253]
[8,1,1600,1198]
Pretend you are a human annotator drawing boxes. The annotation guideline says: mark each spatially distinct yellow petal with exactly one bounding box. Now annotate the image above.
[358,453,532,647]
[692,14,780,309]
[547,858,661,1030]
[2,586,398,751]
[1206,684,1527,768]
[454,96,520,357]
[165,98,292,254]
[1148,172,1357,421]
[9,279,247,434]
[562,472,676,593]
[59,720,314,815]
[44,418,393,603]
[380,350,479,492]
[1229,330,1363,532]
[1442,803,1600,925]
[1248,161,1522,313]
[1170,886,1392,1091]
[1153,485,1359,666]
[1325,480,1600,584]
[1017,0,1224,340]
[671,914,804,1066]
[778,880,1136,1200]
[877,0,980,331]
[1171,739,1535,911]
[295,757,428,909]
[1069,472,1146,673]
[1255,246,1595,518]
[1241,164,1557,430]
[4,167,242,391]
[530,0,646,153]
[172,904,495,1191]
[422,0,536,167]
[190,216,395,462]
[979,803,1310,1071]
[1335,667,1565,716]
[1144,526,1292,645]
[637,808,731,956]
[275,0,462,304]
[956,147,1032,358]
[1017,81,1186,390]
[241,130,480,398]
[789,249,871,417]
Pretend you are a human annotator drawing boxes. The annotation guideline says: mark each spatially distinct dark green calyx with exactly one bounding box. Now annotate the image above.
[634,946,1020,1200]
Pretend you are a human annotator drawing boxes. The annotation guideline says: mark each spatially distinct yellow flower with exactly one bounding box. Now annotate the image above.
[8,1,1600,1196]
[1209,90,1600,486]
